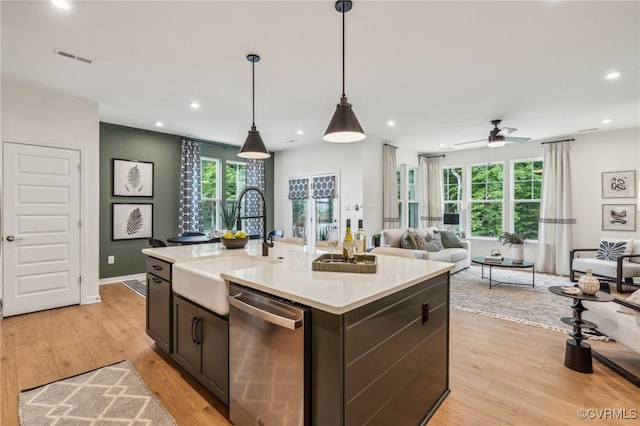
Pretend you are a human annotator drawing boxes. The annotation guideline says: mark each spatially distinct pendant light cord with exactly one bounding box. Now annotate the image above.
[341,5,346,98]
[252,59,256,126]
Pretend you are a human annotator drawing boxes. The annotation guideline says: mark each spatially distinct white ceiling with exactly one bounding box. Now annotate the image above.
[2,0,639,154]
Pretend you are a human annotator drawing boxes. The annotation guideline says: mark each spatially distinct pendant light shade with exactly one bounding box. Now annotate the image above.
[487,134,506,148]
[238,54,271,159]
[323,0,366,143]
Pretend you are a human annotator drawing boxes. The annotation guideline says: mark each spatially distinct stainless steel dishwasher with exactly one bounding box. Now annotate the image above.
[228,283,309,426]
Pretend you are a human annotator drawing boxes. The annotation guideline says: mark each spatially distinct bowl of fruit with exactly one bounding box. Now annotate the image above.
[221,231,249,249]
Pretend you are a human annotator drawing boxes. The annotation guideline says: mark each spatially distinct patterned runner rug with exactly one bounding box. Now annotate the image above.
[20,360,175,425]
[122,278,146,298]
[450,265,576,333]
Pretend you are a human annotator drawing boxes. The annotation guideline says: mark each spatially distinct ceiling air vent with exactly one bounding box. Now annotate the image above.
[578,128,598,132]
[55,49,93,64]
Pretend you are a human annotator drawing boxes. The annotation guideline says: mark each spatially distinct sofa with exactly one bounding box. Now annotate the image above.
[380,227,471,273]
[570,237,640,293]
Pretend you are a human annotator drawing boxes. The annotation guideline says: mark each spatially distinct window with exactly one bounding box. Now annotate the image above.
[443,166,462,233]
[470,163,503,238]
[513,160,542,240]
[407,168,419,228]
[288,174,338,246]
[225,161,246,201]
[201,157,220,231]
[397,165,418,228]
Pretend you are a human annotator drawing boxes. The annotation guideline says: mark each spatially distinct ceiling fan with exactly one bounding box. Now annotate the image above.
[455,119,531,148]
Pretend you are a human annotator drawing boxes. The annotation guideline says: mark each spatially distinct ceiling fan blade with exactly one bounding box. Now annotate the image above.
[497,127,517,136]
[505,136,531,143]
[453,138,486,146]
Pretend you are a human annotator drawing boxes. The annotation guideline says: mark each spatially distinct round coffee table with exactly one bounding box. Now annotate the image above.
[548,286,614,373]
[471,256,535,289]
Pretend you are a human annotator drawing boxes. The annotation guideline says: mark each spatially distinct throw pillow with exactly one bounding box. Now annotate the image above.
[400,230,417,249]
[435,230,463,248]
[617,288,640,315]
[595,238,634,261]
[410,230,429,251]
[414,232,444,252]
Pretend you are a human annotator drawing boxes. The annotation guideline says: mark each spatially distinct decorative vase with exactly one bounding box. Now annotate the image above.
[510,244,524,263]
[578,268,600,295]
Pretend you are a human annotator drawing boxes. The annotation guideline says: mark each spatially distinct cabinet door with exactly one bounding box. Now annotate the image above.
[199,308,229,405]
[146,273,171,353]
[172,295,199,377]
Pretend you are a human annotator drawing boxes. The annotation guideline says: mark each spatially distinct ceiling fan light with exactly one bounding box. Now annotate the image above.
[488,134,506,148]
[323,97,366,143]
[238,125,270,159]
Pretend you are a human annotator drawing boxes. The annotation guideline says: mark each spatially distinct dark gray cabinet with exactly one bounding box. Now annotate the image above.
[173,294,229,406]
[145,256,172,354]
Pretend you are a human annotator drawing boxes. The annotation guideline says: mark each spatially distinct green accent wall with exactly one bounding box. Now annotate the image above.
[99,122,274,279]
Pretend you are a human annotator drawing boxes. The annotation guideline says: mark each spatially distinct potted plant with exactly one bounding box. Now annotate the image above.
[372,233,381,248]
[221,201,238,233]
[498,232,525,263]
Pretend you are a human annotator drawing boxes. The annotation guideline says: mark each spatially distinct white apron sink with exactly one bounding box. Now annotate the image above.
[172,255,279,315]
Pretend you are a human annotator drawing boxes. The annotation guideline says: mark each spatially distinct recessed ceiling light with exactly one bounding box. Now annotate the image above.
[155,121,164,127]
[387,120,396,126]
[189,102,200,109]
[602,118,612,124]
[605,71,621,80]
[52,0,70,10]
[296,130,304,135]
[439,144,445,147]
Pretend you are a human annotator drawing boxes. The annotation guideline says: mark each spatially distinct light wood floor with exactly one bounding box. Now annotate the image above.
[1,283,637,425]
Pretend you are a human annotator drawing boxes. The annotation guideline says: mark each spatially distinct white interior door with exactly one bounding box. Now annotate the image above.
[2,142,81,317]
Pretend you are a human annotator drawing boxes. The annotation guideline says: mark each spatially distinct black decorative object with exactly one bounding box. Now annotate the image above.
[323,0,366,143]
[238,54,270,159]
[443,213,460,225]
[112,203,153,240]
[112,159,154,197]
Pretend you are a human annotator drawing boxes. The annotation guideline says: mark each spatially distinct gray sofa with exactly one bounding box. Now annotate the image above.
[380,227,470,273]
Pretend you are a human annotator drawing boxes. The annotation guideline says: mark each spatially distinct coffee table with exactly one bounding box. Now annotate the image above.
[471,256,535,289]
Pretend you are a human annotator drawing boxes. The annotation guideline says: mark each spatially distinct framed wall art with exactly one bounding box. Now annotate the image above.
[602,204,636,232]
[601,170,636,198]
[112,203,153,240]
[112,158,154,197]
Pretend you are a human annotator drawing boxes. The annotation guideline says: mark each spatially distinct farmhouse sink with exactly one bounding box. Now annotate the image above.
[172,255,280,315]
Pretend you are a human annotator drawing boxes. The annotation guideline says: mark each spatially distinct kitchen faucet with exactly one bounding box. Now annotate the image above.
[236,186,273,257]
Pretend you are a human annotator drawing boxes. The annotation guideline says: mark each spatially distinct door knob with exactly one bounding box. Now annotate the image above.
[6,235,22,242]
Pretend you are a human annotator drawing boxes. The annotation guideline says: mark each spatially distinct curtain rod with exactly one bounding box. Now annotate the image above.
[419,154,445,158]
[384,142,398,149]
[541,138,575,145]
[183,137,242,150]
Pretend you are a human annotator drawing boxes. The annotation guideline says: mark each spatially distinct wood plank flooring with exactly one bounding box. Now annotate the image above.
[1,283,638,425]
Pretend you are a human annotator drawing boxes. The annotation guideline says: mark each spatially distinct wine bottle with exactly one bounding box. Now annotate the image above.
[355,219,366,255]
[342,219,354,261]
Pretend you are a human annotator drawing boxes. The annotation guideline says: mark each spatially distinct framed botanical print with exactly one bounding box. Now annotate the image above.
[602,204,636,231]
[112,203,153,240]
[602,170,636,198]
[112,158,154,197]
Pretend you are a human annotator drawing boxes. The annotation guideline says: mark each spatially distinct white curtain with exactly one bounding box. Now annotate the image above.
[419,155,444,228]
[178,139,203,235]
[536,141,575,274]
[383,144,399,229]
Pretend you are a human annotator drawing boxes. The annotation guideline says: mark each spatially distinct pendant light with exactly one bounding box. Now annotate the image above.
[238,54,271,159]
[323,0,366,143]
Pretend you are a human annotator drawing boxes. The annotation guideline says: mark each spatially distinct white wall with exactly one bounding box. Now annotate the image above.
[274,139,383,245]
[1,79,101,304]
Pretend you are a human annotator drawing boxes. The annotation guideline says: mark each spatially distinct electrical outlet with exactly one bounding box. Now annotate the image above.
[108,255,115,264]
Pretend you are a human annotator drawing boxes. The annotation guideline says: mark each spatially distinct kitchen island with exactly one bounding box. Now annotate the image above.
[143,240,453,425]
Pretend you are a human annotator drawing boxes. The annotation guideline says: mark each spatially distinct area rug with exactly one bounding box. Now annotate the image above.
[122,278,146,298]
[450,266,578,334]
[19,360,176,425]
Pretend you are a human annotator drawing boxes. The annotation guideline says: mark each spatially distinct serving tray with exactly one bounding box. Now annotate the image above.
[312,253,377,273]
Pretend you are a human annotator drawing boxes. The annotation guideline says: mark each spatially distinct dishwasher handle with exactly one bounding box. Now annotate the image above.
[228,293,303,330]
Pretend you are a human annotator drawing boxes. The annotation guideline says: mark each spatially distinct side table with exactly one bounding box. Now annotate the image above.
[548,286,614,373]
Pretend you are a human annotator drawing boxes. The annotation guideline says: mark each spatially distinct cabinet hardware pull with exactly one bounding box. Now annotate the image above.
[152,265,162,270]
[195,317,202,345]
[191,317,198,343]
[152,277,162,283]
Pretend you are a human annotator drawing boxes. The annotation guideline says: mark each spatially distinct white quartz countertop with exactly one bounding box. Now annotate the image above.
[143,240,453,314]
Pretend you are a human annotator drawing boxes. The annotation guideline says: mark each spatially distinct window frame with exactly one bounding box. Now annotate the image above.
[468,161,505,239]
[510,157,543,242]
[200,156,221,231]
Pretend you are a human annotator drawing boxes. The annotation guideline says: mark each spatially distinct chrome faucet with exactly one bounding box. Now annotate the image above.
[236,186,273,257]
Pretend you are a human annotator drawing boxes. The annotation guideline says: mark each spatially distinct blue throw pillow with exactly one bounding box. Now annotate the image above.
[595,240,630,261]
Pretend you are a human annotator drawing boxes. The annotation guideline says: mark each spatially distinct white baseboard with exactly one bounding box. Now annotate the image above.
[99,273,146,285]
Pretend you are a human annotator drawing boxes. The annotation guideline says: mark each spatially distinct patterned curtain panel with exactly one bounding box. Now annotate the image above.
[244,159,265,236]
[178,139,203,235]
[288,178,309,200]
[419,155,444,228]
[536,142,575,274]
[383,144,400,229]
[311,175,335,199]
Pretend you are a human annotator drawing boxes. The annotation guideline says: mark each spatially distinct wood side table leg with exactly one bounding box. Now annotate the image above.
[564,298,593,373]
